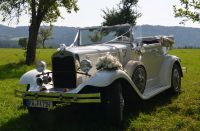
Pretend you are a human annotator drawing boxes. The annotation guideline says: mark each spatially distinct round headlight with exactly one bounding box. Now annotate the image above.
[36,77,43,86]
[42,76,52,84]
[36,61,47,73]
[80,59,92,73]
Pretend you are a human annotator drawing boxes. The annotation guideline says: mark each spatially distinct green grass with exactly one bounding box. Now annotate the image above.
[0,48,200,130]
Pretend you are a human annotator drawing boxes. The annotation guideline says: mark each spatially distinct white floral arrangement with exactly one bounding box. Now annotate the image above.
[159,36,174,47]
[96,53,123,70]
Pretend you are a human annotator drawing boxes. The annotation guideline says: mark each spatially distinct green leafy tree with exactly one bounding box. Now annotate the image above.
[0,0,78,65]
[174,0,200,24]
[102,0,141,26]
[38,25,53,48]
[18,37,28,49]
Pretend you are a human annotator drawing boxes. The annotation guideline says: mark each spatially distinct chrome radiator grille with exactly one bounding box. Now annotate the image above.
[52,51,76,88]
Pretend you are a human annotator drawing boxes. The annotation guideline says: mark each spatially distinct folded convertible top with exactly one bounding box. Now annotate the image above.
[134,36,174,47]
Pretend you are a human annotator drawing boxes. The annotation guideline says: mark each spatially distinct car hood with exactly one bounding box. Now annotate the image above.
[66,44,128,54]
[65,43,130,77]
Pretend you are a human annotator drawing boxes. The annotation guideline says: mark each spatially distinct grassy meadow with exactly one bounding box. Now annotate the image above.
[0,48,200,130]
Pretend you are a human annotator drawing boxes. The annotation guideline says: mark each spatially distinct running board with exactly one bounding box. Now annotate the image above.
[141,85,171,100]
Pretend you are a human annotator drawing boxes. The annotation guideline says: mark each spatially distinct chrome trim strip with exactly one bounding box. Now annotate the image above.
[15,90,101,103]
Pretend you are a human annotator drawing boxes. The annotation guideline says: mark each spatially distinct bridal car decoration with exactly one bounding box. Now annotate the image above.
[96,53,123,70]
[15,24,183,124]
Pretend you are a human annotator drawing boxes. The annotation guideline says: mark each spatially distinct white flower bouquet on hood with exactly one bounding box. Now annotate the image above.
[96,53,123,70]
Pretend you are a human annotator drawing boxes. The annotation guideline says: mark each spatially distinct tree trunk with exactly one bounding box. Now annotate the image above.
[42,39,45,48]
[25,24,40,65]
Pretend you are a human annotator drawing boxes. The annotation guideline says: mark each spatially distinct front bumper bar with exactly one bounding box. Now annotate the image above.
[15,90,101,104]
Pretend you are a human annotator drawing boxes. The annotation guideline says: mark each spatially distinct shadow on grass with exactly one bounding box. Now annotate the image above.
[0,90,177,131]
[0,61,28,80]
[0,105,121,131]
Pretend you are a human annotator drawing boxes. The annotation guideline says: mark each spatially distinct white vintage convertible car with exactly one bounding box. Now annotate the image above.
[15,24,183,123]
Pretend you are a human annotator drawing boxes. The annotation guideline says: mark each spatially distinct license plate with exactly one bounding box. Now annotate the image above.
[28,100,53,108]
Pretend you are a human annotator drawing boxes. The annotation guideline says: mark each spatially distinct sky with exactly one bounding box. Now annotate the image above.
[1,0,200,28]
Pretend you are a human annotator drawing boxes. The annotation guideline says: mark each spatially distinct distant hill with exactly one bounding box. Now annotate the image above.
[0,24,199,48]
[0,25,78,48]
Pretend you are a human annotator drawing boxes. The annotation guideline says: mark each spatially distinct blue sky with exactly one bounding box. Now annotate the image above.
[0,0,200,28]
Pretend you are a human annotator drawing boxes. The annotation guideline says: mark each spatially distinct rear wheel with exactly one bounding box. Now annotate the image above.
[132,65,147,93]
[106,81,124,124]
[170,64,181,94]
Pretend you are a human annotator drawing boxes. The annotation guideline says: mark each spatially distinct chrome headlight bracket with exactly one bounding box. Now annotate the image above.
[80,59,92,73]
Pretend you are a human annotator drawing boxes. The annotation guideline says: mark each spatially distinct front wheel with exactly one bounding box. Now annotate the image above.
[105,81,124,124]
[170,64,181,94]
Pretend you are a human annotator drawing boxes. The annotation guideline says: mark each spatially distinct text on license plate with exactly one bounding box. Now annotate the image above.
[29,100,53,108]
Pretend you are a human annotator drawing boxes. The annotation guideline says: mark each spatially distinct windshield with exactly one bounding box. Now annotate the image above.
[78,25,132,45]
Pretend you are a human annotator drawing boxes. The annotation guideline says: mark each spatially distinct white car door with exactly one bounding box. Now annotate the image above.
[141,44,164,88]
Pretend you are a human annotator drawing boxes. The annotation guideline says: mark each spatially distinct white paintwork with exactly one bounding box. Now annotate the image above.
[159,55,180,86]
[19,24,182,101]
[20,69,52,84]
[73,44,131,76]
[67,44,128,55]
[124,60,144,78]
[71,70,172,100]
[19,69,52,91]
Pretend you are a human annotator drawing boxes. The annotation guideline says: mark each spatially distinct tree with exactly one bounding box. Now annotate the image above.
[38,25,53,48]
[18,37,28,49]
[174,0,200,24]
[0,0,78,65]
[102,0,141,26]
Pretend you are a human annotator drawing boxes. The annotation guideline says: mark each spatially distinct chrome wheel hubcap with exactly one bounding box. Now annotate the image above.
[132,67,146,93]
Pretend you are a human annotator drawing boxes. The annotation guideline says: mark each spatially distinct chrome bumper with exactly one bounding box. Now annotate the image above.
[14,90,101,104]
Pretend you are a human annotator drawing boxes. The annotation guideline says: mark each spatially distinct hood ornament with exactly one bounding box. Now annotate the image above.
[57,44,68,51]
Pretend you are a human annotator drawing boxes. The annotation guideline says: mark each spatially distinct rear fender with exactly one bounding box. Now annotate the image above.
[159,55,183,86]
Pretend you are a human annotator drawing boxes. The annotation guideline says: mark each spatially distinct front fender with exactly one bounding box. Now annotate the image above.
[75,70,144,98]
[19,69,52,85]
